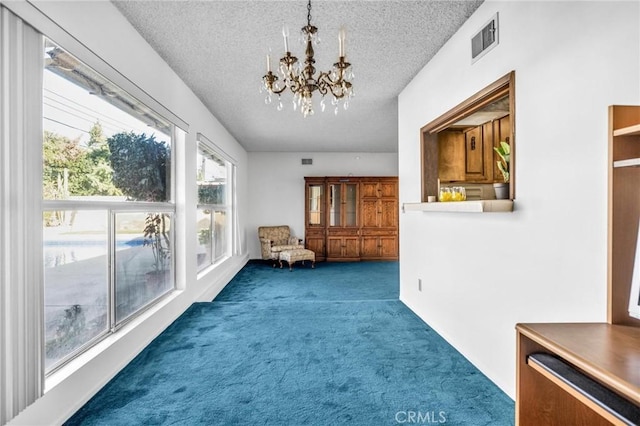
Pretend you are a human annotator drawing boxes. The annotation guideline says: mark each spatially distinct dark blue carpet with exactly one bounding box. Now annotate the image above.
[66,261,514,425]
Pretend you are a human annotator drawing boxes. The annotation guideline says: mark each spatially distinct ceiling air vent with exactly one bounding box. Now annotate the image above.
[301,158,313,165]
[471,13,498,63]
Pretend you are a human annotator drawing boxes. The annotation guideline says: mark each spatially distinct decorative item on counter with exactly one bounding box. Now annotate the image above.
[439,186,466,202]
[452,186,466,201]
[439,187,451,201]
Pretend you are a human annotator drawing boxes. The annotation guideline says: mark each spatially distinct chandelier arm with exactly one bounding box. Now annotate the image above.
[317,72,333,86]
[263,72,288,95]
[317,72,345,98]
[328,86,347,99]
[289,75,305,93]
[316,79,329,96]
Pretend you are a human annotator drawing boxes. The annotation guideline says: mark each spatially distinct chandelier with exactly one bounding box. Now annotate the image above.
[261,0,354,118]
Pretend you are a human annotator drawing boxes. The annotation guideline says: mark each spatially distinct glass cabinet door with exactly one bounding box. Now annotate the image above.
[307,184,323,226]
[328,182,358,227]
[329,184,342,226]
[345,184,357,226]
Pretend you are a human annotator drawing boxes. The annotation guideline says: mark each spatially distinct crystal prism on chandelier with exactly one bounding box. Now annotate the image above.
[260,0,354,118]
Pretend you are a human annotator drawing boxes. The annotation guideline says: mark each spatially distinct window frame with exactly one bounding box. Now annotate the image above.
[41,39,180,375]
[196,133,237,273]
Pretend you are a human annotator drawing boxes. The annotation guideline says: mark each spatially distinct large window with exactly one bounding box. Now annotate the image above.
[42,39,176,372]
[197,135,235,271]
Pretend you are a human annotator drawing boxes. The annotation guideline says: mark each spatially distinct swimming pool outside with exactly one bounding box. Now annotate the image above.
[44,236,145,267]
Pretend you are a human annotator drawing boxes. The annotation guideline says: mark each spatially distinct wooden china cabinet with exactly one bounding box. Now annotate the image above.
[304,176,398,262]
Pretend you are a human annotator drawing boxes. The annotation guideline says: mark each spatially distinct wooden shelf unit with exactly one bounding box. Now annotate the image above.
[613,123,640,137]
[608,105,640,327]
[516,106,640,425]
[613,158,640,168]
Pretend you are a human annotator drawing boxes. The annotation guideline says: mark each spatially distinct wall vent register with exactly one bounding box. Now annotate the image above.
[301,158,313,165]
[472,13,499,63]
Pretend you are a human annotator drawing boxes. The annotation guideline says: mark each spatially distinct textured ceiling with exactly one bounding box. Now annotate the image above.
[112,0,484,152]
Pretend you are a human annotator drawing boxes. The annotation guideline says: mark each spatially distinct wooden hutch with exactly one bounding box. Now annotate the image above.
[304,176,398,262]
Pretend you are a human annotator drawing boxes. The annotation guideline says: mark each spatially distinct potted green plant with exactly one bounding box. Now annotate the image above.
[493,141,510,199]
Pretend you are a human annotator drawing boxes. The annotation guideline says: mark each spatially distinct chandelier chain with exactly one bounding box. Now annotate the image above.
[307,0,312,27]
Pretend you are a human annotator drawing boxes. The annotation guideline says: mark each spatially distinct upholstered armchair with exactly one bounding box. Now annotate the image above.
[258,225,303,260]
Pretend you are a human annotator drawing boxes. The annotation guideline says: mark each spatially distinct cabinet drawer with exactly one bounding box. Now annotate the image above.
[327,228,360,236]
[361,229,397,236]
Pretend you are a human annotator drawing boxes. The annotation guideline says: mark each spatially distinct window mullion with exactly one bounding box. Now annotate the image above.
[108,210,116,333]
[43,200,175,212]
[210,210,215,264]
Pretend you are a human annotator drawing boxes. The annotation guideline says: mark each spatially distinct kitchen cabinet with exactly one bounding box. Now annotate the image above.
[464,126,484,179]
[438,130,465,182]
[437,117,510,185]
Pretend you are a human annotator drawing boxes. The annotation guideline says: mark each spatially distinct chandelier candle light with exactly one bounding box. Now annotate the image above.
[261,0,354,117]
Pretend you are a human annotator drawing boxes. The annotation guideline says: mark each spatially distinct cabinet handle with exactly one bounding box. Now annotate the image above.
[470,136,476,150]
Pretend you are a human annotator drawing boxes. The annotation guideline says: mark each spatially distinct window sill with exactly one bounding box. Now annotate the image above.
[44,289,183,393]
[402,200,514,213]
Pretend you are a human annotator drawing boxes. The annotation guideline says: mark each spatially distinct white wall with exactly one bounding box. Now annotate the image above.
[247,152,398,259]
[6,1,249,424]
[398,1,639,399]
